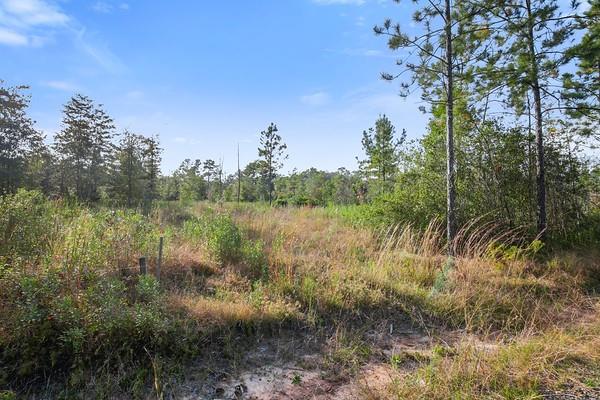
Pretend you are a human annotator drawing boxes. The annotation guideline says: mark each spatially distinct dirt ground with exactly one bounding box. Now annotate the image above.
[170,324,461,400]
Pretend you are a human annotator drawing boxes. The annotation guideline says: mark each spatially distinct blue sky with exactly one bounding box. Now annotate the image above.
[0,0,428,174]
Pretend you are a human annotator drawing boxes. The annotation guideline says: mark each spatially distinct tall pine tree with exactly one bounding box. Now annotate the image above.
[358,115,404,195]
[258,123,287,205]
[0,82,44,194]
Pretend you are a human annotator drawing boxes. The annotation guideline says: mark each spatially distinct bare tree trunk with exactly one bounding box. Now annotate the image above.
[527,94,536,223]
[268,166,273,206]
[445,0,457,255]
[526,0,547,240]
[237,144,241,203]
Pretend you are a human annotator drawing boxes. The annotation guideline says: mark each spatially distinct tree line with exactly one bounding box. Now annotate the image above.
[1,90,162,210]
[1,0,598,243]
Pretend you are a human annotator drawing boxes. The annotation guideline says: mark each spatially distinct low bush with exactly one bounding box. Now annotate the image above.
[183,212,243,264]
[0,267,173,387]
[0,190,55,265]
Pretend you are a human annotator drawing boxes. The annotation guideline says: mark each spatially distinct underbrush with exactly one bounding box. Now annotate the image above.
[1,193,598,398]
[0,194,282,396]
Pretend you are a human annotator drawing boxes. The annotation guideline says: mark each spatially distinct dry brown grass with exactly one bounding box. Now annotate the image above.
[4,200,597,398]
[378,302,600,400]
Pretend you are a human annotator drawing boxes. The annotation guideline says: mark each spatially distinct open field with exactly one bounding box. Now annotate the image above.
[1,0,599,398]
[1,192,599,399]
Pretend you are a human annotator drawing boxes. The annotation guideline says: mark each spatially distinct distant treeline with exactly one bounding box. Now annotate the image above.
[1,0,600,243]
[0,81,598,243]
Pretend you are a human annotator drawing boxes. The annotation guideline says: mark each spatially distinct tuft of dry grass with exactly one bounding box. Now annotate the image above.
[381,303,600,400]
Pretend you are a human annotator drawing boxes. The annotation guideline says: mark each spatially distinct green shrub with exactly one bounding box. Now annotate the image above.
[0,266,172,385]
[153,201,193,227]
[0,189,54,264]
[183,213,242,264]
[136,274,161,304]
[242,239,268,280]
[55,209,161,271]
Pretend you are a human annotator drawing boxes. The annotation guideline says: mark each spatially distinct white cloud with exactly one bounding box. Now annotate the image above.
[301,91,331,106]
[325,47,392,58]
[0,27,27,45]
[73,28,126,74]
[43,80,78,92]
[0,0,67,46]
[312,0,365,5]
[92,1,130,14]
[0,0,69,27]
[0,0,124,74]
[92,2,112,14]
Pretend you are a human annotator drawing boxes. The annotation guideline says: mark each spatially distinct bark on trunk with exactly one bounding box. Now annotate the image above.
[526,0,547,240]
[445,0,457,255]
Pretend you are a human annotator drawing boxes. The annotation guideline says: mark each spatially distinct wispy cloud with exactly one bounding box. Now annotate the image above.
[0,0,69,28]
[0,0,125,74]
[0,27,27,45]
[74,28,126,74]
[0,0,68,46]
[92,2,112,14]
[43,80,78,92]
[325,47,394,58]
[301,91,331,106]
[126,90,144,100]
[91,1,130,14]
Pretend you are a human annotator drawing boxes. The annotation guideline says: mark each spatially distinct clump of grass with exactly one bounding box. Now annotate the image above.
[324,325,373,378]
[183,212,243,264]
[386,307,600,399]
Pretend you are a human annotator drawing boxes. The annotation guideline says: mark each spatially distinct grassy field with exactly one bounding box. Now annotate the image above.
[1,191,599,399]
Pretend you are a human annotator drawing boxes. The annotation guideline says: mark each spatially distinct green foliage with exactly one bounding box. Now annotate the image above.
[241,239,268,280]
[54,209,160,271]
[53,94,115,202]
[0,391,16,400]
[258,123,287,205]
[358,115,404,196]
[0,267,172,385]
[0,189,54,264]
[136,275,161,304]
[183,212,242,264]
[358,100,596,243]
[0,82,43,194]
[275,167,360,207]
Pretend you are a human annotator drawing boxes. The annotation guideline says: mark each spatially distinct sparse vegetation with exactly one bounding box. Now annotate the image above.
[0,195,598,398]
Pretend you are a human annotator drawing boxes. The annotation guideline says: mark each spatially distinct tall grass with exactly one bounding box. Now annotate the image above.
[1,194,598,398]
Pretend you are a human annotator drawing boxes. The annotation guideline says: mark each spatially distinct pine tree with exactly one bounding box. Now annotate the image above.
[89,104,115,201]
[112,131,145,207]
[203,159,218,200]
[142,135,162,210]
[374,0,486,251]
[358,115,404,195]
[176,159,205,203]
[0,82,44,193]
[54,94,115,201]
[258,123,287,205]
[563,0,600,136]
[470,0,578,239]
